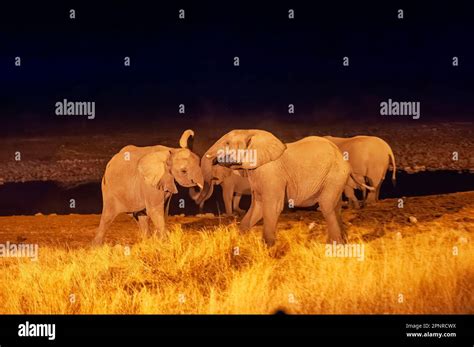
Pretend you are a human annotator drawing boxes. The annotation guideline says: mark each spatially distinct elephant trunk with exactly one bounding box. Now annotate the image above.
[194,172,204,190]
[196,181,215,206]
[189,187,200,201]
[188,163,204,191]
[195,144,220,205]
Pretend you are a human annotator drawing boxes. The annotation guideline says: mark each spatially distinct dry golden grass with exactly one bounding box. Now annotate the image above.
[0,220,472,314]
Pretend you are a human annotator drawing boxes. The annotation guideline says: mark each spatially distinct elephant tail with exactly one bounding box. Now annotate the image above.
[350,173,375,191]
[388,149,397,187]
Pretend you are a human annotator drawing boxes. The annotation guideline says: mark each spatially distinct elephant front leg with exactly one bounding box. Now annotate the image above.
[239,194,263,233]
[137,215,150,238]
[222,184,234,216]
[147,206,166,238]
[144,192,167,238]
[232,193,245,214]
[261,196,284,246]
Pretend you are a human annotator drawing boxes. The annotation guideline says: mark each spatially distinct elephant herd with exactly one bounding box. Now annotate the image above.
[92,129,396,246]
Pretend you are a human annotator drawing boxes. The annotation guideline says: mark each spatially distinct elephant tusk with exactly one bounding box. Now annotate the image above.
[205,154,212,158]
[197,183,203,189]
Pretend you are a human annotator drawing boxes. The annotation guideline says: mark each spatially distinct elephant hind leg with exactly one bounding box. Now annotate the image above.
[93,201,120,246]
[334,197,346,238]
[375,184,382,201]
[366,170,385,204]
[344,185,360,209]
[320,207,347,244]
[319,190,347,244]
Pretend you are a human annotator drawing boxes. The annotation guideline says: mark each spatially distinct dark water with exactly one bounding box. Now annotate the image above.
[0,171,472,216]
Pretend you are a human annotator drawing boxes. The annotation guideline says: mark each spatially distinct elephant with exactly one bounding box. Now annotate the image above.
[196,129,373,246]
[324,135,396,207]
[92,129,204,245]
[189,165,251,215]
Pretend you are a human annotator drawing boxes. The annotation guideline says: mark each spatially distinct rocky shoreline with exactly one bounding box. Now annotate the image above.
[1,122,472,186]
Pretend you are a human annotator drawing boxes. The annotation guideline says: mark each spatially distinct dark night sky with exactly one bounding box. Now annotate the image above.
[0,2,473,132]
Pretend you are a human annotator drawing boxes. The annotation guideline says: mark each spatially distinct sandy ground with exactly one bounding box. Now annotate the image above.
[0,191,472,314]
[1,121,473,186]
[1,191,472,248]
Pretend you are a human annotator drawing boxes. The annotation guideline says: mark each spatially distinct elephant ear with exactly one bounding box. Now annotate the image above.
[158,170,178,193]
[241,130,287,169]
[138,151,170,187]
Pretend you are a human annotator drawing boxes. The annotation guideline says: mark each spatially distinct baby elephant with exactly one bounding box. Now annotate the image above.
[324,135,396,207]
[189,165,251,215]
[92,129,204,245]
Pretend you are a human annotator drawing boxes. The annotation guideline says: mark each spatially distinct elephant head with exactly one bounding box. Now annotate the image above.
[138,129,204,191]
[196,129,286,204]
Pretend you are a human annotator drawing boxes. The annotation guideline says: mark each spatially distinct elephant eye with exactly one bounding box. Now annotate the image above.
[181,169,187,174]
